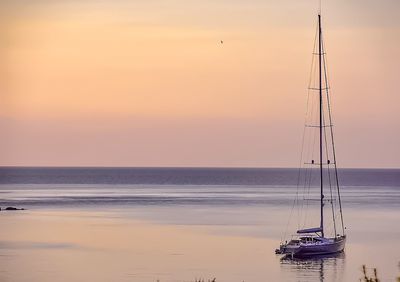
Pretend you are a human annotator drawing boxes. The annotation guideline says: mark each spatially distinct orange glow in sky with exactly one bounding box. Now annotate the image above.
[0,1,399,167]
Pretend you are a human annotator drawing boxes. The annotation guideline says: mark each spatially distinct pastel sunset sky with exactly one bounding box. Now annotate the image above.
[0,0,399,167]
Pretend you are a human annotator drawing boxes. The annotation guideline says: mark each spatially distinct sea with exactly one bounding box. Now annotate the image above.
[0,167,399,282]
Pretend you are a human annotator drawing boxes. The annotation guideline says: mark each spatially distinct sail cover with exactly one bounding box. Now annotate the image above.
[297,227,323,234]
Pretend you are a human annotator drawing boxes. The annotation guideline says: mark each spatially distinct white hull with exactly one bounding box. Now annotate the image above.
[278,235,346,258]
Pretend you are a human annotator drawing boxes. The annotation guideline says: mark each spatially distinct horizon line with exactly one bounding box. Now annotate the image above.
[0,165,398,170]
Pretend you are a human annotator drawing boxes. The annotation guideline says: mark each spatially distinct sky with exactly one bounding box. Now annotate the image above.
[0,0,399,168]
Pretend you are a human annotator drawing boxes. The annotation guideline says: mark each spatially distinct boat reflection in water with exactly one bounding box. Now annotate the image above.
[280,252,345,282]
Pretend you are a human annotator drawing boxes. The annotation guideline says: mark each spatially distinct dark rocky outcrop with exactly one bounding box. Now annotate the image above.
[2,207,26,211]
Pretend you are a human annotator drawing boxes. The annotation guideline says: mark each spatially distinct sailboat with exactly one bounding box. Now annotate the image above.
[275,14,346,258]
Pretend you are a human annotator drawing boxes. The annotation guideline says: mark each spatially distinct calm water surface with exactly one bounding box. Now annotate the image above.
[0,168,399,281]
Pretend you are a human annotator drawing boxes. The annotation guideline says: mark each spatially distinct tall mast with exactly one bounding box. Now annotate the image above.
[322,34,346,236]
[318,14,324,237]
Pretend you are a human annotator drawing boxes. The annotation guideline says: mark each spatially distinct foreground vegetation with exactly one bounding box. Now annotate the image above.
[361,264,400,282]
[156,263,400,282]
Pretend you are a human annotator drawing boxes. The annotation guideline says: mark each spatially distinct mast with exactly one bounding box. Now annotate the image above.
[318,14,324,237]
[322,40,346,236]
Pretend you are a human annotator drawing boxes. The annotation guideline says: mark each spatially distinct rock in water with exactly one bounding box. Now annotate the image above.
[4,207,25,211]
